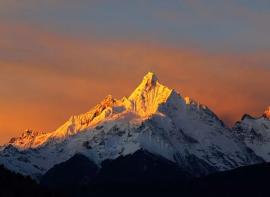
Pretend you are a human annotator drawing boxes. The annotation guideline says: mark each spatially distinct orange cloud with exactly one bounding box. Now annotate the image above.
[0,23,269,144]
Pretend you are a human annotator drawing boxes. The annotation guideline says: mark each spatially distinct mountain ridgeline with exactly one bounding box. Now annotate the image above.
[0,72,269,196]
[41,152,270,196]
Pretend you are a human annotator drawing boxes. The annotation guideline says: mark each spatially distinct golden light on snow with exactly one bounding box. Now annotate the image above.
[264,107,270,119]
[0,24,269,144]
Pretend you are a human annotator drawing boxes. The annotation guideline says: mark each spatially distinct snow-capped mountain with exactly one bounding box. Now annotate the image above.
[233,107,270,161]
[0,72,263,178]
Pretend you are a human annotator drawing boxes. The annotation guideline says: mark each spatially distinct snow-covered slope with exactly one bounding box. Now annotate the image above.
[0,72,263,178]
[233,107,270,161]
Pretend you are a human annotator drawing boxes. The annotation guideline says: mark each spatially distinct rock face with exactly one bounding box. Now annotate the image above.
[233,107,270,161]
[0,72,263,178]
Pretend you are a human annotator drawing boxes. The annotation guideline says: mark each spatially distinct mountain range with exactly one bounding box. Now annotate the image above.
[0,72,269,189]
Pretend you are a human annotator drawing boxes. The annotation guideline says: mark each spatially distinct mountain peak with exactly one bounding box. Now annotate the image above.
[142,72,159,86]
[129,72,164,99]
[128,72,174,116]
[241,114,255,121]
[132,72,159,93]
[100,95,116,107]
[263,106,270,119]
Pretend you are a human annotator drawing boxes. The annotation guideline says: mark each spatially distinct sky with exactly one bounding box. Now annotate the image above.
[0,0,269,144]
